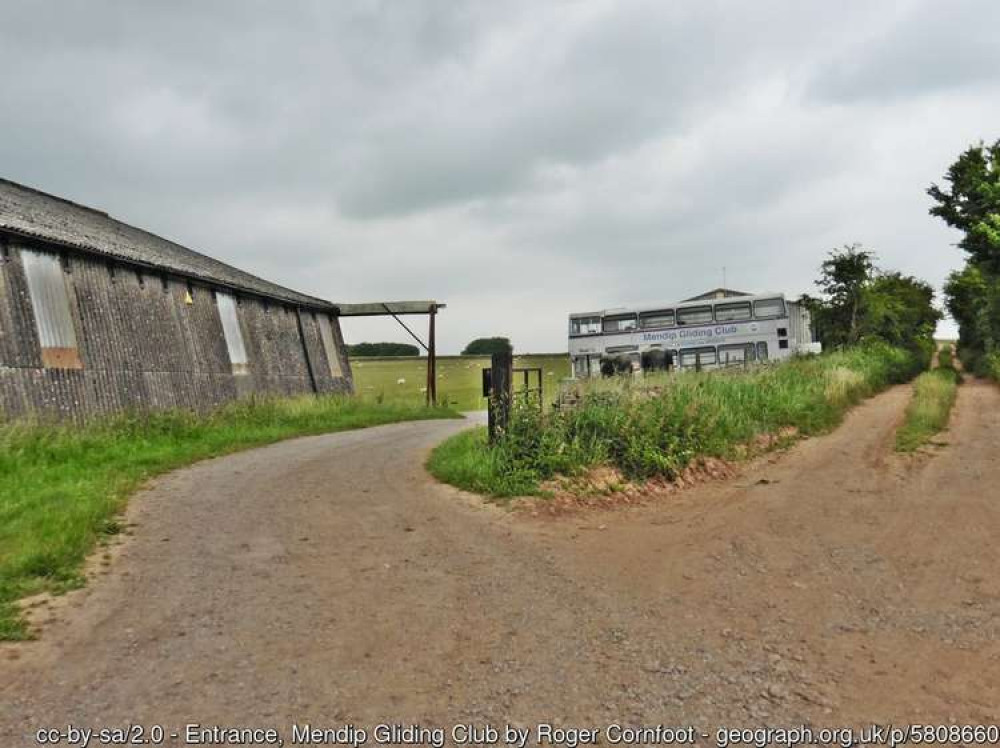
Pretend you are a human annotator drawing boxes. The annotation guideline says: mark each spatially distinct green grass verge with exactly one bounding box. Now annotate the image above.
[352,354,570,411]
[0,396,458,640]
[895,356,961,452]
[984,352,1000,382]
[428,343,925,500]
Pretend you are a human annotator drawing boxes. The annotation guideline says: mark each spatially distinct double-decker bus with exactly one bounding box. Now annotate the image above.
[568,292,819,378]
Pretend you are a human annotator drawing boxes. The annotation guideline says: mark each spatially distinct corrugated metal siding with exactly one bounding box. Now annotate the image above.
[0,243,354,420]
[20,248,78,350]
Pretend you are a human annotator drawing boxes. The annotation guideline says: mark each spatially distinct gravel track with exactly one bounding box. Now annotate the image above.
[2,381,999,744]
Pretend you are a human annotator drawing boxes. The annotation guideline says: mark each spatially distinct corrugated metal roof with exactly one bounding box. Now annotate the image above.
[0,177,335,310]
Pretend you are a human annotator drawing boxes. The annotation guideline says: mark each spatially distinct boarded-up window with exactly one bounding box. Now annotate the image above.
[216,292,249,375]
[317,314,343,377]
[21,249,82,369]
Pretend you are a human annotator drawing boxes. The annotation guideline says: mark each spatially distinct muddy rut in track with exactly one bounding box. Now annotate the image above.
[2,381,999,742]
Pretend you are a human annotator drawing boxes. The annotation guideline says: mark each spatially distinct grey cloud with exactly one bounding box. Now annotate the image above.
[1,0,996,351]
[807,1,1000,103]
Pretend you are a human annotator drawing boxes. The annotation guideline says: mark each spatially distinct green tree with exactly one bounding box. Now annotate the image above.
[348,342,420,357]
[929,138,1000,374]
[808,244,876,347]
[462,337,513,355]
[928,139,1000,272]
[859,273,941,360]
[804,246,939,361]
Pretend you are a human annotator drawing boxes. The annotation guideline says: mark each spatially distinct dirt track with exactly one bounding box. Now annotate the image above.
[2,381,999,743]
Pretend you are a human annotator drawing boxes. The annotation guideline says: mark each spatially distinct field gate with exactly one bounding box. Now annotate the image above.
[482,351,543,443]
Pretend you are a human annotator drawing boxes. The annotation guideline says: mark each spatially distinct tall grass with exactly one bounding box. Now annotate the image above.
[428,343,924,498]
[895,344,961,452]
[984,352,1000,382]
[0,396,457,640]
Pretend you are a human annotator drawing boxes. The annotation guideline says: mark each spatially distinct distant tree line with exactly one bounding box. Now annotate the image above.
[928,138,1000,378]
[801,244,940,364]
[462,337,512,355]
[348,342,420,357]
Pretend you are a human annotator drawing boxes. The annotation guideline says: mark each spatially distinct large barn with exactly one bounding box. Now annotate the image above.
[0,178,354,418]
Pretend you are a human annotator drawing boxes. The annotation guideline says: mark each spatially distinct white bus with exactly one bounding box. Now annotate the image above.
[568,292,820,378]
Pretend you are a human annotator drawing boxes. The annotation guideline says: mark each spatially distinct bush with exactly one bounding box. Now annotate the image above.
[938,344,954,370]
[984,352,1000,381]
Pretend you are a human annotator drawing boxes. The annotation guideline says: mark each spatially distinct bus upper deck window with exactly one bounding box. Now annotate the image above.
[754,298,786,319]
[571,316,602,335]
[715,301,752,322]
[639,310,675,329]
[677,305,713,325]
[603,314,637,333]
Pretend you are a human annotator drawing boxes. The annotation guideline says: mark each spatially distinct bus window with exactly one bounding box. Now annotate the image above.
[570,316,602,336]
[718,344,753,366]
[679,346,717,368]
[756,341,769,361]
[677,305,713,325]
[715,301,752,322]
[638,309,675,329]
[754,298,786,319]
[603,314,637,333]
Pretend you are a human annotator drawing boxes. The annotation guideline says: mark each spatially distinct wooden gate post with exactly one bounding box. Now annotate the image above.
[426,304,437,407]
[488,350,513,443]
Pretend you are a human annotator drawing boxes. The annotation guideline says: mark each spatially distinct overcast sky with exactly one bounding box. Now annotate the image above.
[3,1,998,352]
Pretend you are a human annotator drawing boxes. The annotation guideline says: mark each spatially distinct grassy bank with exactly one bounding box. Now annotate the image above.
[428,343,924,499]
[0,396,457,640]
[352,354,570,411]
[895,345,961,452]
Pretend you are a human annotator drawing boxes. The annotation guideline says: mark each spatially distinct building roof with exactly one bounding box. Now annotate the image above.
[0,177,335,310]
[682,287,753,301]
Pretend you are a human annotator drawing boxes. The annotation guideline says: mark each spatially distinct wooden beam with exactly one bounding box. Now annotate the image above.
[336,301,445,317]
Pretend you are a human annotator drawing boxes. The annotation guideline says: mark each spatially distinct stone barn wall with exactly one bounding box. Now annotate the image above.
[0,237,353,419]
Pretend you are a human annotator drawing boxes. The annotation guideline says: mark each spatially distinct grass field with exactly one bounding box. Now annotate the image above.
[352,353,571,411]
[0,396,456,640]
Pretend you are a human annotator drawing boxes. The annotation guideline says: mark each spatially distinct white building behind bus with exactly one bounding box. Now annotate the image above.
[568,288,820,378]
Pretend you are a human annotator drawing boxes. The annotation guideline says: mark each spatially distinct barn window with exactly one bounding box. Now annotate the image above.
[21,248,82,369]
[216,292,249,375]
[317,313,343,377]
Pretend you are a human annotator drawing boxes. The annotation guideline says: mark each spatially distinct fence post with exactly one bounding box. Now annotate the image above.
[488,350,513,443]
